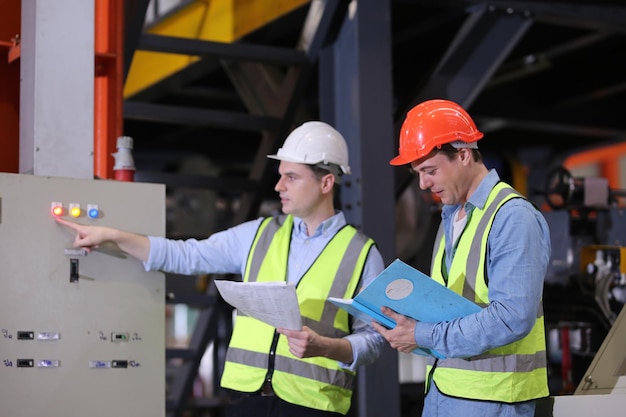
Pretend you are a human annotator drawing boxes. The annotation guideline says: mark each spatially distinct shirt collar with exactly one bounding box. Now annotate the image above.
[293,211,346,238]
[442,169,501,218]
[467,169,500,211]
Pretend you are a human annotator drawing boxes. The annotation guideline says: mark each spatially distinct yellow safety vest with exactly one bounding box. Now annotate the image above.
[427,182,549,403]
[220,215,375,414]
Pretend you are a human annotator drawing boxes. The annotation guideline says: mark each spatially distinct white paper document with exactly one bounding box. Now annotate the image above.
[214,280,302,330]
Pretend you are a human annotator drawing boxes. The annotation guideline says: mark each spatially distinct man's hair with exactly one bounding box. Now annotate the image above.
[436,143,483,163]
[309,164,341,197]
[311,164,339,180]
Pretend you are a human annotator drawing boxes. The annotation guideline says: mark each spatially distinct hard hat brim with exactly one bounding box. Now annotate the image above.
[267,153,306,164]
[389,153,418,166]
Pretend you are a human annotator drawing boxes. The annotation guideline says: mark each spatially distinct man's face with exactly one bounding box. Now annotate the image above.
[274,161,325,217]
[410,150,466,206]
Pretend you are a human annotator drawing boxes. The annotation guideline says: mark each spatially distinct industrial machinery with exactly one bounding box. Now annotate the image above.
[536,167,626,416]
[0,173,166,417]
[536,303,626,416]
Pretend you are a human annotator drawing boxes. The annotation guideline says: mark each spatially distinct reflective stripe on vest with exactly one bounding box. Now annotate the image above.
[220,214,374,413]
[428,182,549,403]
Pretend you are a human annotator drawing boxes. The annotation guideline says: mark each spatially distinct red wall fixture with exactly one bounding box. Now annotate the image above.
[94,0,124,180]
[0,0,21,173]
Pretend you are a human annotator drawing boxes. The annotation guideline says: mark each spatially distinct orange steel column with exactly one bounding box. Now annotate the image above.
[94,0,124,179]
[0,0,21,173]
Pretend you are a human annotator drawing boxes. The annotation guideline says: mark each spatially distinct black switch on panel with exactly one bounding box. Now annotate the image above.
[17,359,34,367]
[70,258,79,283]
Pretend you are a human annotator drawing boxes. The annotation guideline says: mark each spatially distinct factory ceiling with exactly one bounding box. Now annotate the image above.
[121,0,626,216]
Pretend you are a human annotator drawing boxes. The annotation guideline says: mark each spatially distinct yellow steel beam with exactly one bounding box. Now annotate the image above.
[124,0,310,97]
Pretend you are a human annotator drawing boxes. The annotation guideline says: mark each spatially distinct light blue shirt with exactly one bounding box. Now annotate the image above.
[416,169,551,417]
[144,211,385,370]
[415,170,551,417]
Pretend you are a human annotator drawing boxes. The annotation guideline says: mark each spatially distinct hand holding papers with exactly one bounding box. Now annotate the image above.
[214,280,302,330]
[329,259,481,358]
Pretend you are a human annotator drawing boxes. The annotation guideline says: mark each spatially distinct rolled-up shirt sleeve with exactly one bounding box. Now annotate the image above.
[143,218,264,276]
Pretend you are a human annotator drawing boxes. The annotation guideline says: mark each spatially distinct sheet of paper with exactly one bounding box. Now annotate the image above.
[214,280,302,330]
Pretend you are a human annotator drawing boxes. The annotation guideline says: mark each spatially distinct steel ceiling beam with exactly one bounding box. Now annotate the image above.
[411,6,534,109]
[123,101,281,130]
[138,33,308,66]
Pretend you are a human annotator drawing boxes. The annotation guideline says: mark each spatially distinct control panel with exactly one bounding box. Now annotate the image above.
[0,173,166,416]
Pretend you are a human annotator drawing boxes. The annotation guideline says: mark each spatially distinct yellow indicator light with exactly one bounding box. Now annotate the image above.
[69,205,81,218]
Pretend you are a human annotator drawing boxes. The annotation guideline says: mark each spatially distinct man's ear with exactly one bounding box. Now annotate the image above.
[459,148,472,164]
[321,172,335,193]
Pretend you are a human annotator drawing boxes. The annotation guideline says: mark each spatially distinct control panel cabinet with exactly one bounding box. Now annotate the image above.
[0,173,166,417]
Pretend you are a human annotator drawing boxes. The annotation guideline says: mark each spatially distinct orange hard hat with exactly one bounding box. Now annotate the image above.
[389,99,484,166]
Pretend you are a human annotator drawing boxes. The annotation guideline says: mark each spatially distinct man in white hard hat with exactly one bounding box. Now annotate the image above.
[56,121,386,417]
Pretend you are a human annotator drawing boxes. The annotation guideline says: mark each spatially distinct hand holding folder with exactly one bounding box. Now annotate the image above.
[329,258,481,358]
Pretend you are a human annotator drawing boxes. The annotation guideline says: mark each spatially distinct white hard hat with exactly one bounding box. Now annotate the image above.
[268,121,351,175]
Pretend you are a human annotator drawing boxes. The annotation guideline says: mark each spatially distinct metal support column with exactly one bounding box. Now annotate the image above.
[319,1,399,416]
[20,0,94,178]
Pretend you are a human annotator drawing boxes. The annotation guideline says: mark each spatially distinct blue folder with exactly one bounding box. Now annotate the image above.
[329,258,482,359]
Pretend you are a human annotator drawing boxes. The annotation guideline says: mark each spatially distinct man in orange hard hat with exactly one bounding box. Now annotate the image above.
[374,99,551,417]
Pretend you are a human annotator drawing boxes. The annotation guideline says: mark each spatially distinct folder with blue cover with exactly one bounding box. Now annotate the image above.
[328,258,482,359]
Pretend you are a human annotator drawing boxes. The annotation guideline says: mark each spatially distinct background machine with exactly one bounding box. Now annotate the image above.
[541,167,626,392]
[534,167,626,416]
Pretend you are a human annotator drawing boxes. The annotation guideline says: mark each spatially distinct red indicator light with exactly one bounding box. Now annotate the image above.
[52,205,64,217]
